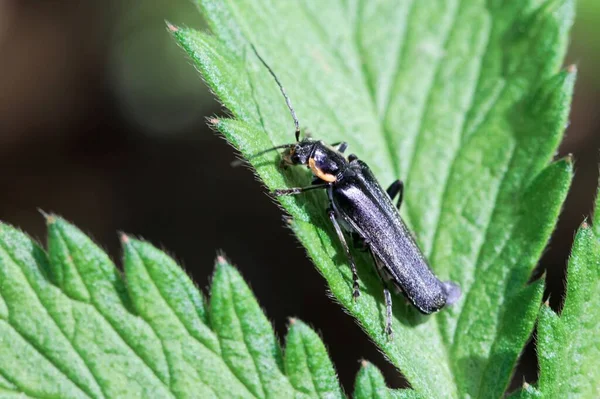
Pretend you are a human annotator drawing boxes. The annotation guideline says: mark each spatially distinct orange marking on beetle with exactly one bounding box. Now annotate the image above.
[308,158,336,182]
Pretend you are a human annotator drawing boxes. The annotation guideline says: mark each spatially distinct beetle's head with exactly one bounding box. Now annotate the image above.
[280,138,315,167]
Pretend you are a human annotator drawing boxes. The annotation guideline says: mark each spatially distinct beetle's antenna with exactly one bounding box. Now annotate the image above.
[250,44,301,142]
[230,143,293,167]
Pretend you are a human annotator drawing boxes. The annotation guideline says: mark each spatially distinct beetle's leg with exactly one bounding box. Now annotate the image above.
[383,288,393,338]
[274,183,329,196]
[327,208,360,300]
[386,180,404,211]
[369,253,394,338]
[330,141,348,154]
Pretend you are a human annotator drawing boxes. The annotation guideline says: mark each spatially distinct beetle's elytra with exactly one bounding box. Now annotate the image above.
[241,44,461,336]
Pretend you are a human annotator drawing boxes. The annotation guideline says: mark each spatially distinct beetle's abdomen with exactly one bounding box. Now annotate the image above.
[331,164,459,313]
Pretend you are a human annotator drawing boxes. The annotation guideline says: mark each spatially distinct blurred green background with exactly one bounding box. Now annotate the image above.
[1,0,598,392]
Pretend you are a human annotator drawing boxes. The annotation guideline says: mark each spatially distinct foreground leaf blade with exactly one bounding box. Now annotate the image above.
[0,217,357,398]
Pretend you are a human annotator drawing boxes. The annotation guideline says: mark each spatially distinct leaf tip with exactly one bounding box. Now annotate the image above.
[522,380,530,390]
[165,21,179,33]
[215,251,230,267]
[38,209,56,225]
[289,316,297,325]
[581,220,590,229]
[120,233,130,244]
[564,152,574,164]
[360,359,370,368]
[553,153,574,175]
[566,64,577,75]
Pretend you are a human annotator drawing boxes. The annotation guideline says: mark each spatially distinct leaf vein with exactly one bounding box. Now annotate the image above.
[0,242,103,399]
[427,2,494,342]
[131,250,253,399]
[56,231,171,395]
[450,144,517,351]
[380,0,416,177]
[352,0,376,106]
[300,334,320,398]
[0,349,48,399]
[402,0,462,229]
[297,0,355,78]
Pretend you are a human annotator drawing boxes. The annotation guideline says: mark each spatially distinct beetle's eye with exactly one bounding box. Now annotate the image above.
[290,145,301,162]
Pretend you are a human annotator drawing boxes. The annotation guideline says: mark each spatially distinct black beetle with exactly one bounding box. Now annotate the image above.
[242,45,461,335]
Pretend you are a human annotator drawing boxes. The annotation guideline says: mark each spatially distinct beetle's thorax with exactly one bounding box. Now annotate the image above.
[308,143,347,182]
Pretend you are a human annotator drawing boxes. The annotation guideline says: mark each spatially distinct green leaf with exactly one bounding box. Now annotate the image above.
[0,216,352,398]
[512,188,600,398]
[354,361,422,399]
[172,0,575,397]
[284,319,344,398]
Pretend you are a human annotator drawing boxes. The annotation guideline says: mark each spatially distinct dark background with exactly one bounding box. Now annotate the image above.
[2,0,599,392]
